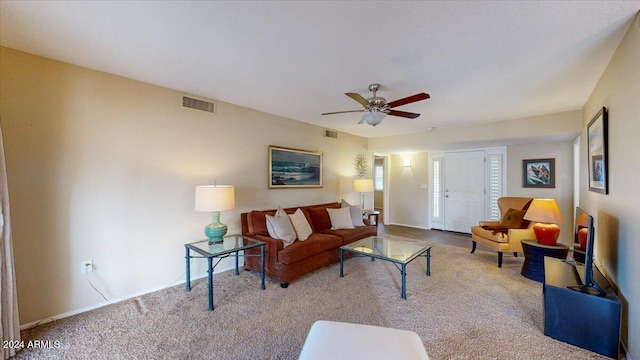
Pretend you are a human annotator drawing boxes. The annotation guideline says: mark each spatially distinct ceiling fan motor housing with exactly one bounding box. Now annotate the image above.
[366,96,389,110]
[366,83,387,110]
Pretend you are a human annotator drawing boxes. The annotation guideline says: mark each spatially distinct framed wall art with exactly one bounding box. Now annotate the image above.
[354,153,368,178]
[522,158,555,188]
[587,107,608,194]
[269,145,322,189]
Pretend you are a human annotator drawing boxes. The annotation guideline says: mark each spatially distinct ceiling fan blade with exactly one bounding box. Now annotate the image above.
[358,118,366,125]
[345,92,370,107]
[387,93,430,108]
[321,110,365,115]
[386,109,421,119]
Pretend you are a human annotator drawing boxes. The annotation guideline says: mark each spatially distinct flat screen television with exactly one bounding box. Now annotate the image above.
[569,207,605,296]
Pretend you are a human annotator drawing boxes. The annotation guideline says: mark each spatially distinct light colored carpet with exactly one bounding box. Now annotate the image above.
[16,234,610,359]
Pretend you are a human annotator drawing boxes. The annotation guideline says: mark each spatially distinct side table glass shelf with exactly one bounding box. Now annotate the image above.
[185,234,265,311]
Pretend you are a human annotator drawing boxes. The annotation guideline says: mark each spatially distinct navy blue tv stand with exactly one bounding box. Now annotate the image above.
[543,257,621,358]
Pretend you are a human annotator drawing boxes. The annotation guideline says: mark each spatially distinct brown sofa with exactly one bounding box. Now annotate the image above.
[470,197,535,267]
[241,202,377,287]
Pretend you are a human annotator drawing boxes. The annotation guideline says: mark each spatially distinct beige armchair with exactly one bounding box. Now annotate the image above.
[470,197,536,267]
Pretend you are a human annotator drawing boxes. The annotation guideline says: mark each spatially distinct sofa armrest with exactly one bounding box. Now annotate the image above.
[478,221,500,227]
[507,228,536,253]
[246,234,284,264]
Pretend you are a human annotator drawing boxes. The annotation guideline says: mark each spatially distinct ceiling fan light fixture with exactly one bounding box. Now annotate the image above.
[362,111,386,126]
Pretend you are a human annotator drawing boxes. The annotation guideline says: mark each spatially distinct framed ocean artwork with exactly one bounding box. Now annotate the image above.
[269,146,322,189]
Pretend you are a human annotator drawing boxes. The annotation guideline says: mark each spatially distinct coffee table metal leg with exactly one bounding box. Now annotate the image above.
[185,247,191,292]
[208,257,214,311]
[339,248,344,277]
[260,244,265,290]
[401,263,407,299]
[235,250,240,275]
[426,248,431,276]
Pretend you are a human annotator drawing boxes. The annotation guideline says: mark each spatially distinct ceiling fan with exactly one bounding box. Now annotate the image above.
[321,83,430,126]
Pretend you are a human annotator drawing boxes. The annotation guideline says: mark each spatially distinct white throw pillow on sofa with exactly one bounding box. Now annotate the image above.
[327,207,355,230]
[266,207,296,247]
[289,208,313,241]
[341,199,365,227]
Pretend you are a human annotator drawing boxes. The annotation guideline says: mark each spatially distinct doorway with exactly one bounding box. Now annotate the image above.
[373,155,385,223]
[443,151,485,233]
[429,147,505,232]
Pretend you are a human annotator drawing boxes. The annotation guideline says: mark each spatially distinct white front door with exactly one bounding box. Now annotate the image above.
[444,151,485,233]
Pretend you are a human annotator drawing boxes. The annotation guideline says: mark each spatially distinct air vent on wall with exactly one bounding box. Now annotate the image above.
[324,129,338,139]
[183,96,216,114]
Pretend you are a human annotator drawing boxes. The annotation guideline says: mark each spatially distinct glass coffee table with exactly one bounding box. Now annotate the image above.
[339,236,431,299]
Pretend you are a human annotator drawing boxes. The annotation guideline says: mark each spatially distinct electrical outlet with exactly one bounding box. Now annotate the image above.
[81,260,93,274]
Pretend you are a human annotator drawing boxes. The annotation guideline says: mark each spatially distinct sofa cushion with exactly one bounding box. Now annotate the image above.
[289,208,313,241]
[307,204,339,231]
[327,207,355,230]
[247,210,277,236]
[500,208,526,229]
[266,207,297,247]
[321,226,377,245]
[341,199,365,227]
[277,233,343,265]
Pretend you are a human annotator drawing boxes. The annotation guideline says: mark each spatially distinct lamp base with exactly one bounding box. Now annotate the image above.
[533,222,560,245]
[205,211,227,243]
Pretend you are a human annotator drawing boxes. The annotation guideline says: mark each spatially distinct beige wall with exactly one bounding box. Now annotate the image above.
[0,47,368,325]
[387,152,429,228]
[369,110,583,153]
[581,14,639,356]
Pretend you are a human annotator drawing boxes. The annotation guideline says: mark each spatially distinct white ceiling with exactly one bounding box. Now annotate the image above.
[1,1,638,139]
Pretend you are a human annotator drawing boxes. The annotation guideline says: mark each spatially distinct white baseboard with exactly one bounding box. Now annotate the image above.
[385,223,430,230]
[20,264,236,330]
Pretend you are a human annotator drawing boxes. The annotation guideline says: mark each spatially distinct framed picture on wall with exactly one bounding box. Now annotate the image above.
[522,158,556,188]
[587,107,608,194]
[269,145,323,189]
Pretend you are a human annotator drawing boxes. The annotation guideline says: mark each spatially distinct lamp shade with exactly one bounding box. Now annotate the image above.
[195,185,235,212]
[353,179,374,193]
[523,199,564,224]
[523,198,564,246]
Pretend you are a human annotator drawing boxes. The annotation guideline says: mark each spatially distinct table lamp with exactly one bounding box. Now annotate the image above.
[353,179,374,214]
[523,198,564,246]
[195,185,235,243]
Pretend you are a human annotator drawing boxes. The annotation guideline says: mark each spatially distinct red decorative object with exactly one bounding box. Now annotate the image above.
[533,222,561,245]
[524,199,564,246]
[577,228,588,250]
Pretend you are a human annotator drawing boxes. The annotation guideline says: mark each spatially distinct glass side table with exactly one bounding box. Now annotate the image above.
[185,234,265,311]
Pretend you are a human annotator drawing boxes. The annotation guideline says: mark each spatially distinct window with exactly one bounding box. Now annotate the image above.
[432,157,443,221]
[487,154,503,221]
[374,165,383,191]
